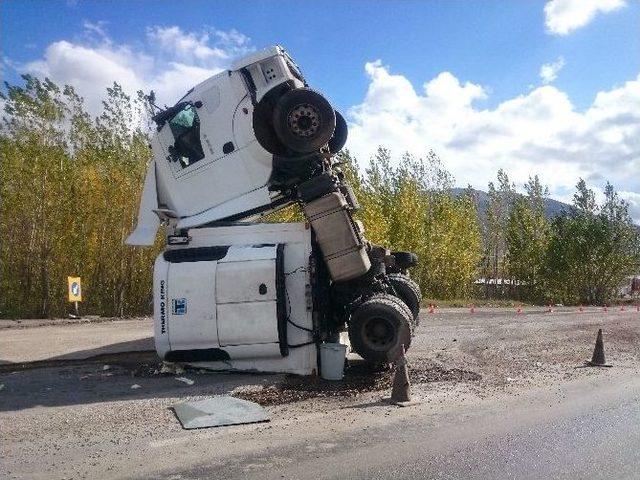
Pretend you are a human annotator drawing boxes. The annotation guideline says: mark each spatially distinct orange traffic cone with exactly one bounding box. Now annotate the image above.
[620,305,625,312]
[603,305,608,313]
[585,329,612,367]
[516,305,522,315]
[579,305,584,312]
[469,304,475,314]
[428,303,435,314]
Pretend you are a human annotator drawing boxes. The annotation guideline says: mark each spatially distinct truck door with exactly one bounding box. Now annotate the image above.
[215,245,285,348]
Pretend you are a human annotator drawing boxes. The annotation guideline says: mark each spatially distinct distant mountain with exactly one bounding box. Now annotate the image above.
[451,188,571,222]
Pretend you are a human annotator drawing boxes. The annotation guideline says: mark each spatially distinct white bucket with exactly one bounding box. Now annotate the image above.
[320,342,347,380]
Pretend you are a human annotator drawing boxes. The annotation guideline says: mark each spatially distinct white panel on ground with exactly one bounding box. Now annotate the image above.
[173,397,269,429]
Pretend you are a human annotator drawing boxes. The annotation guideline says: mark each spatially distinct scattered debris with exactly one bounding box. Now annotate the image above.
[160,362,185,375]
[173,396,269,429]
[175,377,194,386]
[102,365,111,371]
[0,383,4,391]
[130,384,141,389]
[235,359,480,406]
[506,377,516,382]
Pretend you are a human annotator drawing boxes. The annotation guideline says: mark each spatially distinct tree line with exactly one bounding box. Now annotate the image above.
[1,78,638,318]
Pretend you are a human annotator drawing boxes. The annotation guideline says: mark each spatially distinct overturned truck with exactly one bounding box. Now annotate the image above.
[127,46,420,375]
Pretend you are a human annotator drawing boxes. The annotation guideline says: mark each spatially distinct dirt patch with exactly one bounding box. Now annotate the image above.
[234,359,481,406]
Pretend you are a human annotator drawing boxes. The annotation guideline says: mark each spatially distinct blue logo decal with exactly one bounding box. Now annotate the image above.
[172,298,187,315]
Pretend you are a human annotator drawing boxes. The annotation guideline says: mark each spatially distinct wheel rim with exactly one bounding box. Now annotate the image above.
[362,316,396,351]
[287,103,321,138]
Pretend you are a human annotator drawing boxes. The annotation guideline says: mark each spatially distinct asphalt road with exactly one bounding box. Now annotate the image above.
[2,308,639,479]
[0,318,153,364]
[171,374,640,480]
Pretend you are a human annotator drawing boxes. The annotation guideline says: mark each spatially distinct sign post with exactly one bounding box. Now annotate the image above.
[67,276,82,318]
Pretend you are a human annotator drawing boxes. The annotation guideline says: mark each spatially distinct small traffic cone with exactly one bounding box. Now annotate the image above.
[603,304,608,313]
[516,304,522,315]
[469,304,475,314]
[547,304,553,313]
[428,303,435,314]
[620,305,625,312]
[390,344,414,405]
[585,329,612,367]
[579,305,584,312]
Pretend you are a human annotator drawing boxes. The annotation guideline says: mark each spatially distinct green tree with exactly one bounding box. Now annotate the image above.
[482,169,516,296]
[0,76,158,318]
[544,180,640,304]
[505,176,551,301]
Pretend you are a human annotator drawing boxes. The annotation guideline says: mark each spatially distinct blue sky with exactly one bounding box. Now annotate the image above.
[2,0,639,218]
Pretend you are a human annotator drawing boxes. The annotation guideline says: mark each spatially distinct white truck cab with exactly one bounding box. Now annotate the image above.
[127,46,420,375]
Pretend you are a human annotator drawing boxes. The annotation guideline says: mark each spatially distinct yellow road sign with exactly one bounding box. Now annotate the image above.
[67,276,82,302]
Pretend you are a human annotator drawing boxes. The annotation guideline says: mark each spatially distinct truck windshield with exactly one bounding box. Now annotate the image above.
[168,103,205,168]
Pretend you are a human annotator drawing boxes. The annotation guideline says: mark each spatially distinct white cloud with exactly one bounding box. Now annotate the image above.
[544,0,627,35]
[539,56,565,84]
[620,191,640,221]
[25,41,149,113]
[82,20,108,40]
[346,61,640,221]
[20,22,253,114]
[148,26,227,64]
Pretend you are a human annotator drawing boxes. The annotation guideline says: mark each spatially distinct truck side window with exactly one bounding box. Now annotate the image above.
[168,103,205,168]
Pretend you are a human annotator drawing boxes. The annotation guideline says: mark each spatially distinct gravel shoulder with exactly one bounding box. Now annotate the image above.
[1,307,639,479]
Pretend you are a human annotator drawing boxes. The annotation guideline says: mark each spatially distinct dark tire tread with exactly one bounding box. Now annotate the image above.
[348,294,413,364]
[388,273,422,325]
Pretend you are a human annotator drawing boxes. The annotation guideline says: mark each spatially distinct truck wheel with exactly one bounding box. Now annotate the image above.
[392,251,419,269]
[328,110,348,154]
[388,273,422,325]
[273,88,336,154]
[348,294,413,364]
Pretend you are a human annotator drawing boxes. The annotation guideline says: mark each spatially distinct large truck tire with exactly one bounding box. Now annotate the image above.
[388,273,422,325]
[328,110,348,154]
[348,294,413,364]
[273,88,336,154]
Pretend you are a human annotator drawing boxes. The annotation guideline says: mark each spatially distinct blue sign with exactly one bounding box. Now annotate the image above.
[172,298,187,315]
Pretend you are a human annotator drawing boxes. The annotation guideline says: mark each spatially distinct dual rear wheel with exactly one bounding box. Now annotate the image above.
[348,275,422,364]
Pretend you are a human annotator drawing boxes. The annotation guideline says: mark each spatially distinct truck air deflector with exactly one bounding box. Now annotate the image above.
[163,246,230,263]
